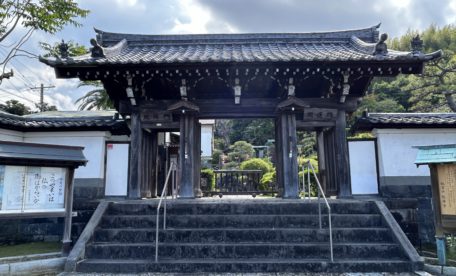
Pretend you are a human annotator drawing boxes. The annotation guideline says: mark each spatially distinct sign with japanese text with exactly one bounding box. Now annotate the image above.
[0,165,66,212]
[437,164,456,216]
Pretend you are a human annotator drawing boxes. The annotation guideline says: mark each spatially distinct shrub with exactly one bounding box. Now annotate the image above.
[298,167,319,197]
[298,156,318,170]
[200,168,215,191]
[260,170,276,191]
[240,158,273,175]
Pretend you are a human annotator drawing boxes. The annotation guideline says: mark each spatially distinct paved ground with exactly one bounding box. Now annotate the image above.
[59,273,430,276]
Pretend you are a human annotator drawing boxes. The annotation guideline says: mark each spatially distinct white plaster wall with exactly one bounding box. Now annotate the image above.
[201,124,213,157]
[23,131,110,179]
[0,129,24,142]
[374,128,456,177]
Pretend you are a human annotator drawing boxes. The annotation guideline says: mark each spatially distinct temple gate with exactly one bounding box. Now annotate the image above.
[41,24,440,199]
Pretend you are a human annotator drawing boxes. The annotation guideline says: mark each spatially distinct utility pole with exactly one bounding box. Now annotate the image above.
[31,83,55,112]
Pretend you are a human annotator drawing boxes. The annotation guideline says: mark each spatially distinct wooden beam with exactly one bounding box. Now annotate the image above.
[140,98,358,118]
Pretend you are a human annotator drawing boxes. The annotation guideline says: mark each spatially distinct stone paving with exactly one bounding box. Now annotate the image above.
[59,272,430,276]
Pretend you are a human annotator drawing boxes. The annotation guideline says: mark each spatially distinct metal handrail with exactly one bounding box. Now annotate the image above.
[155,161,177,262]
[305,160,333,262]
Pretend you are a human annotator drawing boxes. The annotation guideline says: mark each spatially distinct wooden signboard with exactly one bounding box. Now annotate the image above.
[437,164,456,216]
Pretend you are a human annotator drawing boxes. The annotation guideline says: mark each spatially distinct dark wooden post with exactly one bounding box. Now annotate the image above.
[128,110,142,199]
[316,130,327,193]
[149,130,158,198]
[335,110,351,197]
[179,113,197,198]
[194,122,202,197]
[140,130,158,198]
[62,168,75,255]
[274,117,283,196]
[323,128,337,195]
[277,113,299,198]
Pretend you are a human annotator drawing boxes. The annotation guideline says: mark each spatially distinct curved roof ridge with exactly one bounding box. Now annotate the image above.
[94,24,381,46]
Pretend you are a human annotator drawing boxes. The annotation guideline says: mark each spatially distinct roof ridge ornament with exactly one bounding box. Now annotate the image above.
[411,35,423,56]
[90,38,105,58]
[58,40,69,59]
[373,33,388,56]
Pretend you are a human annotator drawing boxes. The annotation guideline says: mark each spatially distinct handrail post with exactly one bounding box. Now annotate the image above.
[307,160,333,262]
[302,164,305,198]
[155,162,176,263]
[307,162,311,200]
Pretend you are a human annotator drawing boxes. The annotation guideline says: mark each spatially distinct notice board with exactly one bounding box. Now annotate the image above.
[437,164,456,216]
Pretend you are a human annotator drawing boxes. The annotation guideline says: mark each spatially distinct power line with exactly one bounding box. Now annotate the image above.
[30,83,55,111]
[0,88,37,104]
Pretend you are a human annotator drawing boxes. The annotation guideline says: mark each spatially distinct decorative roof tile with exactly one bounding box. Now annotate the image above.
[353,113,456,131]
[0,110,129,134]
[40,25,442,67]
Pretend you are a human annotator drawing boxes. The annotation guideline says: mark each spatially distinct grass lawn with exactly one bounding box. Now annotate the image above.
[0,242,60,258]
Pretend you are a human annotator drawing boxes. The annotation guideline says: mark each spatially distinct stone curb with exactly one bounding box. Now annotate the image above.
[0,252,61,265]
[0,256,66,275]
[424,263,456,275]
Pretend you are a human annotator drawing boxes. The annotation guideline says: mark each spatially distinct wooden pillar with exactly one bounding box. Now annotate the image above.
[335,110,351,197]
[140,131,158,198]
[128,110,142,199]
[194,122,202,197]
[277,113,299,198]
[179,113,197,198]
[274,118,283,196]
[316,130,327,193]
[149,131,158,198]
[62,168,75,255]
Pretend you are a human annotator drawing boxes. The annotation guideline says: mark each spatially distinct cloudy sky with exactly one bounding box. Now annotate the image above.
[1,0,456,111]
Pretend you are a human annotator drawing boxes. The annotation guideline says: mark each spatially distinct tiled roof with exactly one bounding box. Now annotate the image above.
[40,25,442,66]
[353,112,456,131]
[0,110,129,134]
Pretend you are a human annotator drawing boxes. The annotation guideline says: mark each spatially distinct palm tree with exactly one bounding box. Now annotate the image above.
[76,81,113,110]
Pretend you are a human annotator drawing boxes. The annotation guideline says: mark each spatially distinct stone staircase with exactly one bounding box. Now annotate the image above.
[74,200,423,273]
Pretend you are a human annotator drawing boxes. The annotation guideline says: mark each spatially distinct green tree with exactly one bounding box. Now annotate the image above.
[75,81,113,110]
[371,24,456,112]
[227,141,255,167]
[35,102,57,112]
[0,100,31,115]
[240,158,273,175]
[0,0,89,83]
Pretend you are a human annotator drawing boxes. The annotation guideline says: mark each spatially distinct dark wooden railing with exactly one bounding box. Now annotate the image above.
[206,170,276,197]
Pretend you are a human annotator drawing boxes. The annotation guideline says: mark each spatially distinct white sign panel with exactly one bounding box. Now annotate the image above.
[349,140,379,195]
[105,143,129,196]
[0,165,66,212]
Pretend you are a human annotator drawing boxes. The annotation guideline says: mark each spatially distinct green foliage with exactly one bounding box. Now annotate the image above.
[76,81,113,110]
[240,158,273,175]
[0,0,89,37]
[40,41,87,58]
[227,119,274,146]
[298,156,319,170]
[0,100,30,115]
[260,170,276,191]
[368,24,456,113]
[227,141,255,165]
[298,131,317,157]
[35,102,57,112]
[298,169,318,197]
[200,168,215,191]
[211,149,223,168]
[349,132,374,139]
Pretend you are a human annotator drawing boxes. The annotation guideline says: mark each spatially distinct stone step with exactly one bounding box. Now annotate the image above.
[93,227,393,243]
[107,201,378,216]
[85,242,406,260]
[100,214,383,229]
[77,258,417,273]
